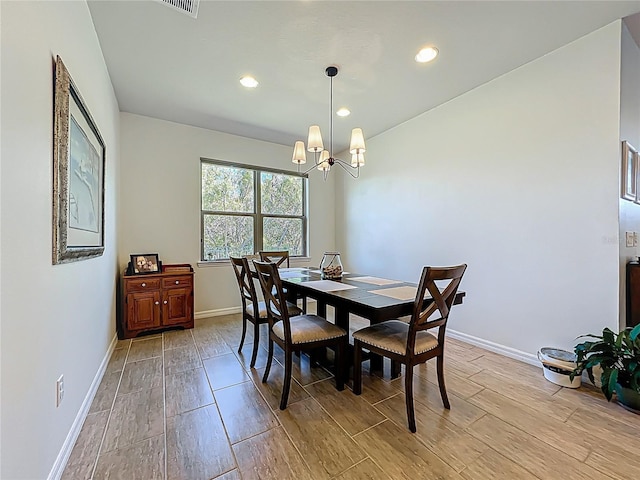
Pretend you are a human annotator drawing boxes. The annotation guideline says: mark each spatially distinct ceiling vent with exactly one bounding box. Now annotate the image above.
[156,0,199,18]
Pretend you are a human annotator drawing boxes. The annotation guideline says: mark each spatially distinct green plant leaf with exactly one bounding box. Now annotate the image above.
[630,323,640,341]
[576,334,602,340]
[575,326,640,399]
[603,328,615,344]
[615,331,624,348]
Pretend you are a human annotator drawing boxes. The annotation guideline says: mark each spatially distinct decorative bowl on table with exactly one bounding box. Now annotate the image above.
[320,252,343,279]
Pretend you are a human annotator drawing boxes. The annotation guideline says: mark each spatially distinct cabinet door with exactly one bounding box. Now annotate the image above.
[628,264,640,327]
[162,287,192,325]
[127,291,161,331]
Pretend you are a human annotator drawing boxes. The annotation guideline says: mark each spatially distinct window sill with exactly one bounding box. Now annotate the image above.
[197,257,313,269]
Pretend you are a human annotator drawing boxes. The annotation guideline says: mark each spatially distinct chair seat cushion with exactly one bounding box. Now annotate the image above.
[352,320,438,355]
[246,301,301,319]
[273,315,346,344]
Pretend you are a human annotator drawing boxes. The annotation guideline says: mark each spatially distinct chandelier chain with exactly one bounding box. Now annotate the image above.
[330,73,334,160]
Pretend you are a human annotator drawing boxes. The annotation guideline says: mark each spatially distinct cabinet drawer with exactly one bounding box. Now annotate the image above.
[162,276,192,289]
[126,278,161,293]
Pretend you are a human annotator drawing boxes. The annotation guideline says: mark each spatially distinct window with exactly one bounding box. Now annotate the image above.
[201,159,307,261]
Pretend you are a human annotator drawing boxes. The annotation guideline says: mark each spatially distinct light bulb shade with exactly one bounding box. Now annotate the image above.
[292,141,307,164]
[317,150,330,171]
[349,128,366,154]
[307,125,324,152]
[351,152,365,167]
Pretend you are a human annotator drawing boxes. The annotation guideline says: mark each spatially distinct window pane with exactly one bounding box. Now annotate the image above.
[260,172,302,216]
[202,163,254,213]
[263,217,303,255]
[203,214,254,260]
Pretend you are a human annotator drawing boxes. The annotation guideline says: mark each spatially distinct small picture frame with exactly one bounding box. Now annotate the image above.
[622,140,637,201]
[130,254,160,275]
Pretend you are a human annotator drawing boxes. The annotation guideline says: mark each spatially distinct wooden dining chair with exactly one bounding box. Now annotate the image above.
[258,250,290,267]
[258,250,306,313]
[253,260,348,410]
[229,256,301,367]
[352,264,467,432]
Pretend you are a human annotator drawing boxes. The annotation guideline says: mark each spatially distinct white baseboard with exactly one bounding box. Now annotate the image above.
[194,310,540,369]
[447,329,539,367]
[47,334,118,480]
[194,298,318,320]
[195,306,241,319]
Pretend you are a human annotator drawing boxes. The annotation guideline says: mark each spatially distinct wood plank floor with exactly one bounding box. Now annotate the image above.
[62,309,640,479]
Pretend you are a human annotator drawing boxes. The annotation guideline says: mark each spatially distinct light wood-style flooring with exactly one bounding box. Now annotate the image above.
[62,309,640,479]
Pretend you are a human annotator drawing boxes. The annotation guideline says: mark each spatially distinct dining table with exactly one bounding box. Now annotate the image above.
[274,267,466,377]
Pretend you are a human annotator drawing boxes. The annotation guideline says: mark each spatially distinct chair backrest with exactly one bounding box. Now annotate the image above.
[407,264,467,356]
[258,250,290,268]
[230,256,259,315]
[242,254,260,274]
[253,260,292,340]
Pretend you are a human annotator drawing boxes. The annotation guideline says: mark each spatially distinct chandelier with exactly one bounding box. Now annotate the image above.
[292,66,366,179]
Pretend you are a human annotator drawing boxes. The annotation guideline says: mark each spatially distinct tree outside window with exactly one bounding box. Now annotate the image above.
[201,160,307,260]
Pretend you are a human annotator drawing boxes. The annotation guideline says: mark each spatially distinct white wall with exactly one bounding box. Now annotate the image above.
[337,22,623,356]
[619,21,640,330]
[119,113,336,314]
[0,2,120,479]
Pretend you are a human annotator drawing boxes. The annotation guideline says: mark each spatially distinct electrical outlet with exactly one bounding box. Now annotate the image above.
[56,375,64,407]
[626,232,634,247]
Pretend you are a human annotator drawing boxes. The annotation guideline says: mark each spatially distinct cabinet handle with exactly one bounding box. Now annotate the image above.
[164,300,168,304]
[155,301,159,305]
[175,280,180,284]
[142,283,146,287]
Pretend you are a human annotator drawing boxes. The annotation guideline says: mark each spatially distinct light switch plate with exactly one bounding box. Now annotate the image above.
[626,232,634,247]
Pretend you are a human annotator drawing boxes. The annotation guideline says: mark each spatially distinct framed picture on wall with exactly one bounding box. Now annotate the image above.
[622,141,638,201]
[52,55,106,264]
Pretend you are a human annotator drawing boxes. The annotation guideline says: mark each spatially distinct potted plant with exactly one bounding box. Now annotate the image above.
[571,324,640,413]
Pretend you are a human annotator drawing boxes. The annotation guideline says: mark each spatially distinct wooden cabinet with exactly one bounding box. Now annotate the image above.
[627,262,640,328]
[120,270,194,339]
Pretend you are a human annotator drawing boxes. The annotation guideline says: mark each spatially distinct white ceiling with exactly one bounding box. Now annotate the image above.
[88,1,640,153]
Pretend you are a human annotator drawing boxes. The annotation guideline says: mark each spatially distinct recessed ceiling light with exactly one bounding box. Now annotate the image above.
[415,46,439,63]
[336,107,350,117]
[240,75,258,88]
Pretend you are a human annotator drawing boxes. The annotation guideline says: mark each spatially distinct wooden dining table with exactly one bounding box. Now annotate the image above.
[276,267,466,376]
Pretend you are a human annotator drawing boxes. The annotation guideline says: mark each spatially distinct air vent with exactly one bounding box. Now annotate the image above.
[157,0,199,18]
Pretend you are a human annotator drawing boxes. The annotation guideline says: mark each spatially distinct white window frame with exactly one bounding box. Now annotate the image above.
[200,158,308,262]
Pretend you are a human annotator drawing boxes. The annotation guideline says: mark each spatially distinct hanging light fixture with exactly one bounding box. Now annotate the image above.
[292,66,366,179]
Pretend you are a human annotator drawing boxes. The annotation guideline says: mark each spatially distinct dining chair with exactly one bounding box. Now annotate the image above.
[258,250,290,267]
[258,250,307,313]
[253,260,348,410]
[352,264,467,432]
[229,256,302,368]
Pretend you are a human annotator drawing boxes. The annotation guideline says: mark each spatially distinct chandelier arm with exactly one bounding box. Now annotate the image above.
[301,163,317,175]
[302,162,320,175]
[333,158,360,178]
[300,151,322,175]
